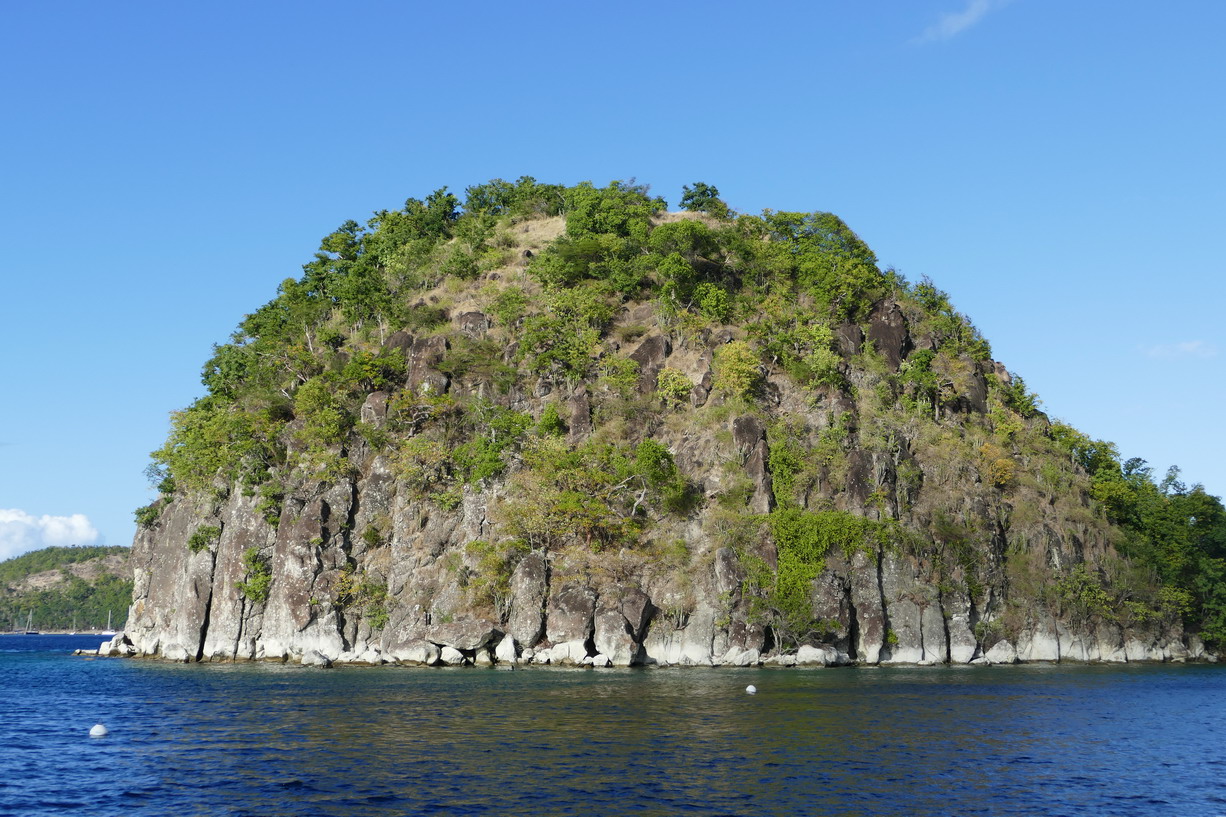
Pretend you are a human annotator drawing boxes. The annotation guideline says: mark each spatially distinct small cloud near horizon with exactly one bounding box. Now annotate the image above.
[915,0,1013,43]
[1143,340,1220,360]
[0,509,101,563]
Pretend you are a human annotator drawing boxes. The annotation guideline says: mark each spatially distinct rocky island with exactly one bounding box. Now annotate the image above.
[104,178,1225,668]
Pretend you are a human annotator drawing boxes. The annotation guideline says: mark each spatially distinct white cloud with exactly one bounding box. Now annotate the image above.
[1143,340,1220,360]
[915,0,1012,43]
[0,509,100,562]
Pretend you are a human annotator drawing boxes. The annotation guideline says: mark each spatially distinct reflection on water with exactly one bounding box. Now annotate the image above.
[2,637,1225,816]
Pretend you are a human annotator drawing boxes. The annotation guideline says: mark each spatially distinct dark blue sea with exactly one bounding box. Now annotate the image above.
[3,635,1225,816]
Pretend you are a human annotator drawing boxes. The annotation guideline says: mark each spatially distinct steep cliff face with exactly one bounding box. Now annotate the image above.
[116,182,1205,667]
[122,310,1192,668]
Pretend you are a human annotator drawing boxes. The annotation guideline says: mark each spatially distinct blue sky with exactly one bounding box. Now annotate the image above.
[2,1,1223,560]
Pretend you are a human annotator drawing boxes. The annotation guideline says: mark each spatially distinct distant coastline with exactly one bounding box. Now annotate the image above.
[1,630,116,636]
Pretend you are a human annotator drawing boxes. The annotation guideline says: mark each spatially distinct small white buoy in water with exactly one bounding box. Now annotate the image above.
[89,724,109,738]
[745,684,757,695]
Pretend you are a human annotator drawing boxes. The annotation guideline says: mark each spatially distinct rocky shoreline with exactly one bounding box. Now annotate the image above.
[119,463,1210,676]
[84,627,1215,669]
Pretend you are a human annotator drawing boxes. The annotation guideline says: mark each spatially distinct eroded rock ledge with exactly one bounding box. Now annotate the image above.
[104,488,1211,670]
[86,625,1211,668]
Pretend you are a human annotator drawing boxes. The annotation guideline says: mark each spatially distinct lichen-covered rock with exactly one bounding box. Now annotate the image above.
[360,391,389,424]
[389,642,440,666]
[734,415,774,515]
[717,647,760,666]
[439,646,467,665]
[407,335,450,395]
[1018,619,1061,662]
[567,388,592,442]
[834,322,864,359]
[457,311,491,339]
[428,620,502,652]
[943,589,978,664]
[542,640,589,665]
[847,550,887,664]
[879,552,929,664]
[301,649,332,668]
[546,585,597,646]
[617,588,655,644]
[494,634,518,664]
[507,552,548,646]
[796,645,837,666]
[593,608,639,667]
[642,606,717,666]
[984,640,1017,664]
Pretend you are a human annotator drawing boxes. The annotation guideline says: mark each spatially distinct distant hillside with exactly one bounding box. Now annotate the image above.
[1,546,131,631]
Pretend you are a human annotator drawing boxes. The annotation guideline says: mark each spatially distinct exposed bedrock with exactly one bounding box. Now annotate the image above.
[119,295,1198,669]
[122,450,1196,670]
[121,452,1196,669]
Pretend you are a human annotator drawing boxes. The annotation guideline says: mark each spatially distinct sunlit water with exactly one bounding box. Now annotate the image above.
[3,635,1225,816]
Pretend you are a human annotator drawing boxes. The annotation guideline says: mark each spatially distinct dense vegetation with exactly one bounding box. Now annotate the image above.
[137,176,1226,649]
[0,546,130,631]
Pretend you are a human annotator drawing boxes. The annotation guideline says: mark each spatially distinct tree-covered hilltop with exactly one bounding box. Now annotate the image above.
[0,546,130,631]
[129,177,1226,665]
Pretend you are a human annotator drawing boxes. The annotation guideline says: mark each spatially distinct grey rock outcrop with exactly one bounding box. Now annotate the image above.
[867,301,911,370]
[628,333,672,393]
[118,289,1199,672]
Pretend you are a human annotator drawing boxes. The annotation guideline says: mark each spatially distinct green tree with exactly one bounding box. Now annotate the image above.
[563,180,665,242]
[762,211,886,321]
[518,284,615,380]
[713,340,762,400]
[463,175,565,218]
[655,367,693,408]
[294,376,352,447]
[237,547,273,603]
[679,181,723,213]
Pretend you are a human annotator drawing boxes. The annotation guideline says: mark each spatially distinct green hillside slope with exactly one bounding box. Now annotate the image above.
[1,546,131,631]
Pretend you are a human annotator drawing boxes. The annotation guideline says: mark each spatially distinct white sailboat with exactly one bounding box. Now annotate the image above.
[99,610,116,637]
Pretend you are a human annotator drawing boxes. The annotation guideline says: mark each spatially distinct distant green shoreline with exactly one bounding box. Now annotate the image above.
[1,630,116,636]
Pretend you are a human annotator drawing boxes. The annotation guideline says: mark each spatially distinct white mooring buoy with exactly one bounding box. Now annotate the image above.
[89,723,109,738]
[745,684,757,695]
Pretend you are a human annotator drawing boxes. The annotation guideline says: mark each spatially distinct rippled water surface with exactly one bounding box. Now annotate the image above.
[3,635,1225,816]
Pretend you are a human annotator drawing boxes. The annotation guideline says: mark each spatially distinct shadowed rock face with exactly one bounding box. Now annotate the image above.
[547,584,597,645]
[629,333,671,393]
[567,389,592,442]
[119,292,1193,670]
[867,302,912,371]
[834,323,864,359]
[507,552,548,646]
[734,416,773,515]
[408,336,450,395]
[457,311,491,339]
